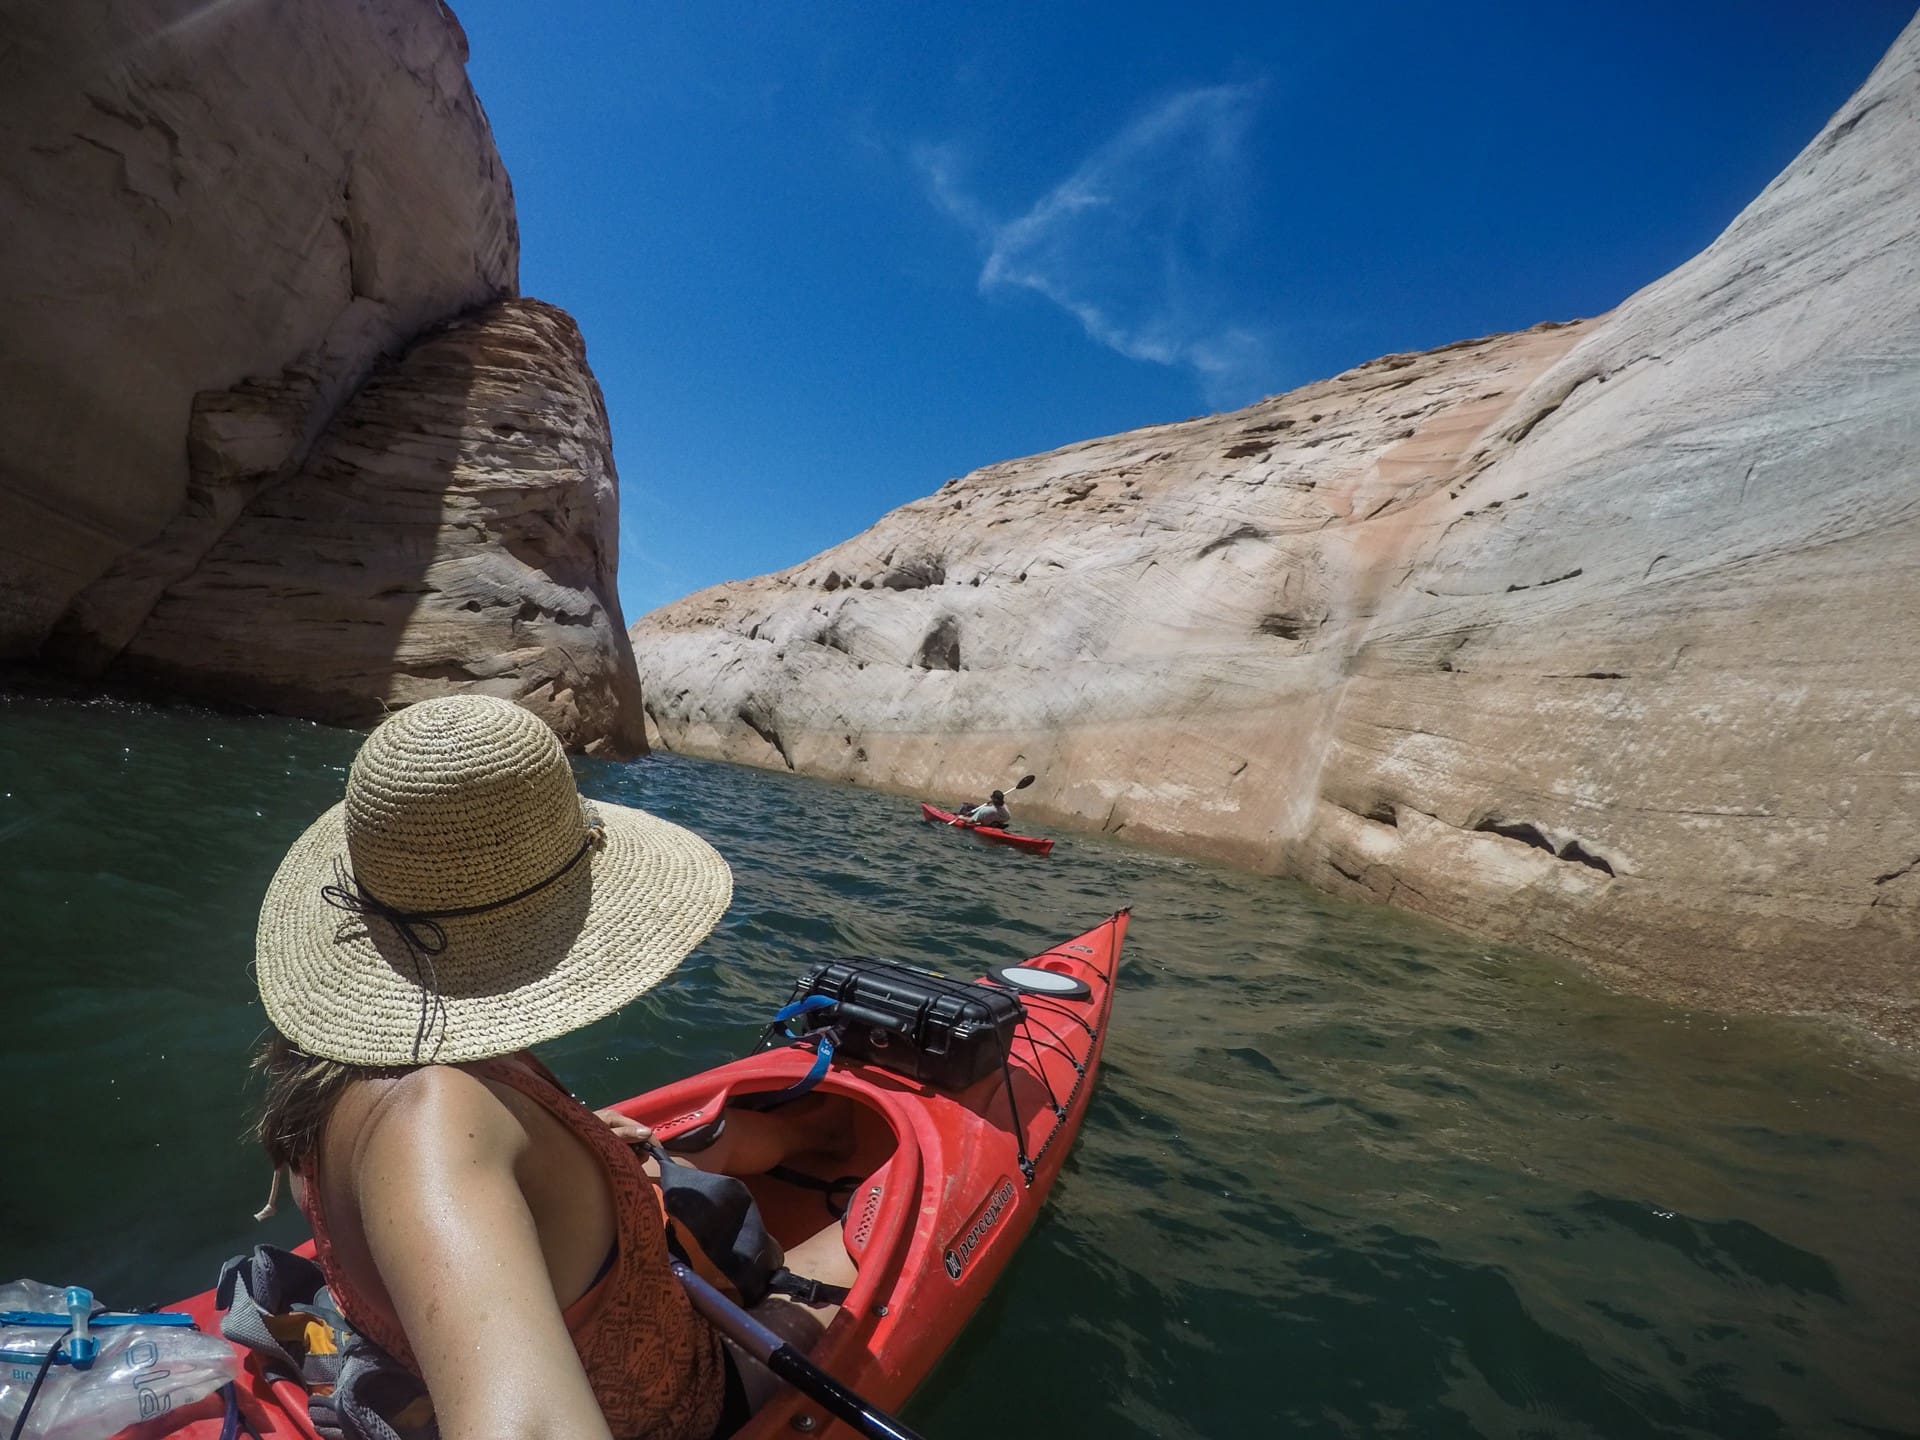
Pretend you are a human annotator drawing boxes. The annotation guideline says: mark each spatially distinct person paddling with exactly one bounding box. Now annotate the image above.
[248,694,840,1440]
[952,789,1011,828]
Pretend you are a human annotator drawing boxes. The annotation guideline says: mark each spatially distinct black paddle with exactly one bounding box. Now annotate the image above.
[671,1262,928,1440]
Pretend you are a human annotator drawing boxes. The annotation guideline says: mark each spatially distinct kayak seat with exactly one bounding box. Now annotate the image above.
[731,1092,897,1271]
[642,1087,902,1319]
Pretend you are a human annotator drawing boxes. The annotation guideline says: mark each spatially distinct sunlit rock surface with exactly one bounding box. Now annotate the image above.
[111,299,646,754]
[633,18,1920,1045]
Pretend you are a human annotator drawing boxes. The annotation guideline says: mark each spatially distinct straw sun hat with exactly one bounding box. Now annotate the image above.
[256,694,732,1066]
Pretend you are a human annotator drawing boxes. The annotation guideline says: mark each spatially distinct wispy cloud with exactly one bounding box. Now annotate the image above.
[917,83,1274,408]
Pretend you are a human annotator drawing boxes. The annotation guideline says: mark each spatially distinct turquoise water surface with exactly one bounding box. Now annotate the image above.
[2,691,1916,1438]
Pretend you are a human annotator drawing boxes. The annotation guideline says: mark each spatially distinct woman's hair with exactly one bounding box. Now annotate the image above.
[251,1029,383,1169]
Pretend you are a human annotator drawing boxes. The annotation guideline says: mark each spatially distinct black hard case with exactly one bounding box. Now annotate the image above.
[785,958,1026,1090]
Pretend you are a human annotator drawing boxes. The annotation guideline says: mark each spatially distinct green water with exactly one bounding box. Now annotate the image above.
[2,691,1917,1439]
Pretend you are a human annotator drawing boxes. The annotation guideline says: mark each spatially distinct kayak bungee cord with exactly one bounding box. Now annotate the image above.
[979,910,1124,1182]
[991,995,1103,1186]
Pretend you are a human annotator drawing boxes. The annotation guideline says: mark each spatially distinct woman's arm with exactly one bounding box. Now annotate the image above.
[355,1067,614,1440]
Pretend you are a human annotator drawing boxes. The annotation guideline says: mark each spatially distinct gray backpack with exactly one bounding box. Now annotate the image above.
[215,1247,433,1440]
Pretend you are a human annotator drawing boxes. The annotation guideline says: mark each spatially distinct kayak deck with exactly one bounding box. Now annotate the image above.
[919,802,1056,856]
[123,910,1127,1440]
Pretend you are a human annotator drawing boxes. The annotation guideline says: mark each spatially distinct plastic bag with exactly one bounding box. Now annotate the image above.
[0,1280,238,1440]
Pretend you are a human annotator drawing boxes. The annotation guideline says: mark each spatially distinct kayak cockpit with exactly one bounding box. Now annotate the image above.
[731,1090,899,1294]
[625,1075,922,1329]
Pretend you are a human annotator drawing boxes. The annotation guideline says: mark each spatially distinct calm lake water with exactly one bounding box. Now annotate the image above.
[2,690,1916,1439]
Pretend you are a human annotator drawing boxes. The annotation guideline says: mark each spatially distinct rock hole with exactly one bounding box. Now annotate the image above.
[914,616,962,671]
[1475,817,1616,875]
[880,556,946,591]
[1473,817,1556,853]
[1558,839,1615,876]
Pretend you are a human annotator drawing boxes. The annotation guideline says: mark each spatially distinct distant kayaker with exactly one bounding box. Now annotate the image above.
[953,790,1012,828]
[247,694,850,1440]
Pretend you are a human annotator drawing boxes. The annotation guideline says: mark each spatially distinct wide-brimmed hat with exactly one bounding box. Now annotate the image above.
[255,694,732,1066]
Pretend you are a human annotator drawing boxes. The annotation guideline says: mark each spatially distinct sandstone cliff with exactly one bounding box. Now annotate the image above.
[0,0,641,751]
[634,19,1920,1045]
[108,298,646,753]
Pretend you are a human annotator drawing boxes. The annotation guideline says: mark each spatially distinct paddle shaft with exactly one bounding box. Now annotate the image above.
[671,1262,928,1440]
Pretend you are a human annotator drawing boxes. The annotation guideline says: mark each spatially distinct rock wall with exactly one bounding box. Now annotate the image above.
[633,18,1920,1046]
[111,299,646,754]
[0,0,645,752]
[0,0,517,653]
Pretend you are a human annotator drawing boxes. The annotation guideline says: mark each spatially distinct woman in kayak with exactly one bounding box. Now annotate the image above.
[248,694,847,1440]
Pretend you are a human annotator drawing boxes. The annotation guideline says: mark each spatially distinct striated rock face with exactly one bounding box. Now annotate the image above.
[634,19,1920,1045]
[104,299,646,754]
[0,0,644,751]
[0,0,518,653]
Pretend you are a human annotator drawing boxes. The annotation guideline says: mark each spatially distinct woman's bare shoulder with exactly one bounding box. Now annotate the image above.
[338,1064,529,1182]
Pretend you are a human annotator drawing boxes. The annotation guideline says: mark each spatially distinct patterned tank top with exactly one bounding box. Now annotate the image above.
[302,1056,726,1440]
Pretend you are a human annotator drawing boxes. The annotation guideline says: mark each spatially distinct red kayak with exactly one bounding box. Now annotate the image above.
[123,911,1128,1440]
[919,802,1056,856]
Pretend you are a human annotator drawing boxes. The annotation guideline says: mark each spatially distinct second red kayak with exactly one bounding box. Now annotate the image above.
[919,802,1056,855]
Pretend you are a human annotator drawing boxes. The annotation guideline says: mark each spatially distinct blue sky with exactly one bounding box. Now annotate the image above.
[450,1,1914,622]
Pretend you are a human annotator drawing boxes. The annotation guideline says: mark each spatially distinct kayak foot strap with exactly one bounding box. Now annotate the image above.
[765,1268,851,1307]
[766,1165,864,1221]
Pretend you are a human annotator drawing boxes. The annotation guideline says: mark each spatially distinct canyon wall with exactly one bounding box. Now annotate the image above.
[0,0,641,750]
[633,19,1920,1045]
[108,298,646,753]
